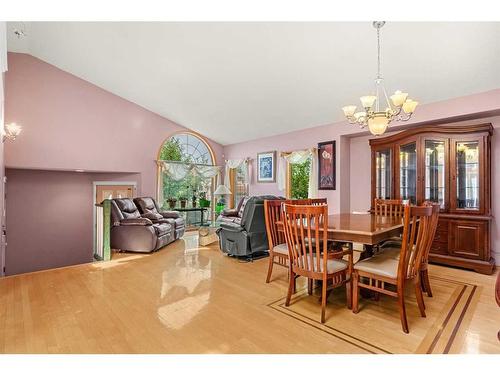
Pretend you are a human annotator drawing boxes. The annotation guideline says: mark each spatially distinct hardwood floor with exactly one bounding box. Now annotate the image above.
[0,233,498,354]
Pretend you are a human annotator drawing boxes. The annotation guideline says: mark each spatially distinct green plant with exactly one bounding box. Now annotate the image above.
[290,159,311,199]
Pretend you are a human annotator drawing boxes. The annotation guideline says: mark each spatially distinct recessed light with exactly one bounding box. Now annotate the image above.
[75,169,85,172]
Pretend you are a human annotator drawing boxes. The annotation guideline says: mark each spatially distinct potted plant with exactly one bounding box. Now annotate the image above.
[167,197,177,209]
[179,196,188,208]
[199,191,210,208]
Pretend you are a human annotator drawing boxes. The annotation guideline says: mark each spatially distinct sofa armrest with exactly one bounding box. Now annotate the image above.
[120,218,153,226]
[222,208,239,217]
[160,210,181,219]
[220,221,245,232]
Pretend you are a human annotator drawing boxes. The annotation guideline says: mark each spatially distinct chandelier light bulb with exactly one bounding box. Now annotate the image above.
[402,99,418,114]
[360,95,377,109]
[390,90,408,107]
[342,105,357,117]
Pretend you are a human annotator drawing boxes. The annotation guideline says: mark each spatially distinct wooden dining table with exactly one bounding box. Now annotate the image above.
[277,212,405,257]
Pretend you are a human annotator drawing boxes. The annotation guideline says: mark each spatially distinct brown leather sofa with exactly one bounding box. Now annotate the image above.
[110,198,184,253]
[134,197,185,239]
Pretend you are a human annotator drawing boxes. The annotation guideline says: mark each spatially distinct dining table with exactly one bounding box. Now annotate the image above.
[277,212,405,258]
[277,212,405,299]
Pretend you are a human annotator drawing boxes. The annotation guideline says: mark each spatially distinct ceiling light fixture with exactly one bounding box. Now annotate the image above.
[3,122,22,142]
[342,22,418,136]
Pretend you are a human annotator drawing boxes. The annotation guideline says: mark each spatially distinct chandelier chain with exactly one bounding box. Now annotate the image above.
[377,25,381,79]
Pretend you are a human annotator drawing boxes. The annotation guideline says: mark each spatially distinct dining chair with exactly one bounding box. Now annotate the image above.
[419,202,440,297]
[263,199,312,285]
[374,198,405,217]
[310,198,327,205]
[376,199,407,250]
[264,199,291,284]
[379,201,440,298]
[282,204,353,323]
[352,204,433,333]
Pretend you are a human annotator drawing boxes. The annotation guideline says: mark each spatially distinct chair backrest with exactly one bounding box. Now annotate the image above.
[133,197,163,220]
[374,198,405,217]
[110,198,141,226]
[264,199,288,250]
[264,198,315,250]
[282,204,329,277]
[310,198,327,205]
[397,205,433,281]
[421,201,440,265]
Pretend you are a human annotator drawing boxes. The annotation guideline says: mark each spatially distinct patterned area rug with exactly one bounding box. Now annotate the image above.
[267,276,480,354]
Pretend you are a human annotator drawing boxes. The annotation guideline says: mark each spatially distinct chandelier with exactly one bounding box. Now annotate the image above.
[342,21,418,136]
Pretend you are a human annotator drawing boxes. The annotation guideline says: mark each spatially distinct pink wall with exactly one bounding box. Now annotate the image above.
[4,53,224,196]
[223,90,500,263]
[4,168,140,275]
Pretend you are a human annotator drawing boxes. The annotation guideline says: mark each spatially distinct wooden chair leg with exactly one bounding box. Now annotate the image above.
[321,278,327,323]
[307,278,313,295]
[352,272,359,314]
[346,278,352,309]
[265,254,274,283]
[285,271,295,307]
[397,285,409,334]
[415,280,426,317]
[421,269,433,297]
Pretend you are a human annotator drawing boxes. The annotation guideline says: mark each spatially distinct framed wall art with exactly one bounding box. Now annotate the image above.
[257,151,276,183]
[318,140,336,190]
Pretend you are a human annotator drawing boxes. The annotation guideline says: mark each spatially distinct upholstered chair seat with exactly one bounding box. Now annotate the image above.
[272,243,289,255]
[354,256,399,279]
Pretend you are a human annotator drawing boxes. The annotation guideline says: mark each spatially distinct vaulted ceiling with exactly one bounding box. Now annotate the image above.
[7,22,500,145]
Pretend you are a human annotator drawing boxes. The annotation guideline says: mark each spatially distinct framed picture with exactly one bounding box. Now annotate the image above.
[257,151,276,183]
[318,140,336,190]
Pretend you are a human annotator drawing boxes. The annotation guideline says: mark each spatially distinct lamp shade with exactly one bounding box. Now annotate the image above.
[214,185,232,195]
[368,116,389,136]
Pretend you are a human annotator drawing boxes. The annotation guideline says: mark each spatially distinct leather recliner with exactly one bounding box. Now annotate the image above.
[133,196,185,239]
[110,198,181,253]
[217,195,283,257]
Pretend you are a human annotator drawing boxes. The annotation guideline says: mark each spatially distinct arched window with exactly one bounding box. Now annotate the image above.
[157,132,217,226]
[159,133,214,165]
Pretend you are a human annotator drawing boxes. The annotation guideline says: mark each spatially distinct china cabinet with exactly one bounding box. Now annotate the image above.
[370,124,494,274]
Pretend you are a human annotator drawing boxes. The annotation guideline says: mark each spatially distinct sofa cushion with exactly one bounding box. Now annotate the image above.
[114,198,140,219]
[142,212,163,221]
[153,223,172,237]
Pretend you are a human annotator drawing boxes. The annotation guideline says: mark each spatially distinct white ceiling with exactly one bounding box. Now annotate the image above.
[7,22,500,145]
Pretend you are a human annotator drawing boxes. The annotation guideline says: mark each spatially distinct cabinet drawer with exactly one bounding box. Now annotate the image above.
[434,219,449,243]
[430,240,448,255]
[448,220,487,260]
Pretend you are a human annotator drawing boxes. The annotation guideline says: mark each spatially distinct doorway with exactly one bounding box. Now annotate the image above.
[93,181,137,256]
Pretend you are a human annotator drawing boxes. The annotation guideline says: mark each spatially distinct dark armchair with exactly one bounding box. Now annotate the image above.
[217,195,283,257]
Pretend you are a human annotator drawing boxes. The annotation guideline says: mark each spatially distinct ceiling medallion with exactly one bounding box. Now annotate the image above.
[342,21,418,136]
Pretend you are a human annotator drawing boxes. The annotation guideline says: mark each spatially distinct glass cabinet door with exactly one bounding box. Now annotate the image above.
[375,149,392,199]
[454,140,480,210]
[424,140,446,208]
[399,142,417,204]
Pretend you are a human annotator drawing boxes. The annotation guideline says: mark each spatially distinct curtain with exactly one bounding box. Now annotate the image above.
[223,159,248,188]
[157,161,222,206]
[277,148,318,198]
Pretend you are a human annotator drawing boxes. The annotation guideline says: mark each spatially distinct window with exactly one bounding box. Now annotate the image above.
[288,157,311,199]
[157,133,215,226]
[230,163,248,208]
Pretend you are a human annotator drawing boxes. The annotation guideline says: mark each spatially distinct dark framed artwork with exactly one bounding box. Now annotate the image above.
[257,151,276,182]
[318,140,336,190]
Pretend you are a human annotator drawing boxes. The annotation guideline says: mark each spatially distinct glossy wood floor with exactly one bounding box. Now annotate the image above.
[0,233,498,353]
